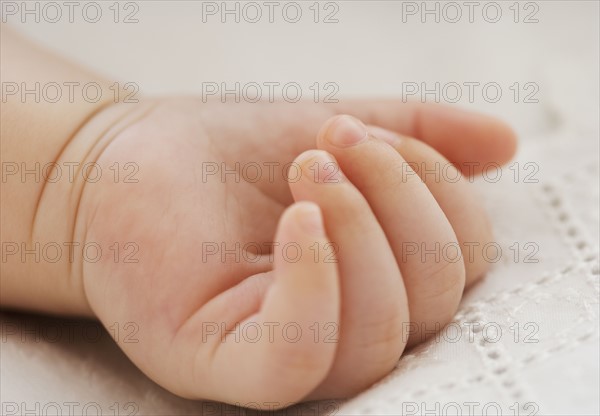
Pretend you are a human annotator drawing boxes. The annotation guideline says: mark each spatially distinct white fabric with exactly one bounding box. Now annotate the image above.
[2,2,598,415]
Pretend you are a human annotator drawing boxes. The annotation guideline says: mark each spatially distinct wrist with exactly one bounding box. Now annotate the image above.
[1,100,158,317]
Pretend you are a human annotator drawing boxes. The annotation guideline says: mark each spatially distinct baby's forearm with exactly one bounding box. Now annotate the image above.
[1,28,124,316]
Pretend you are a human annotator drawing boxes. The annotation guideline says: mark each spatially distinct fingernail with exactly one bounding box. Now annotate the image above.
[369,126,403,146]
[296,202,325,236]
[294,149,344,184]
[324,115,368,148]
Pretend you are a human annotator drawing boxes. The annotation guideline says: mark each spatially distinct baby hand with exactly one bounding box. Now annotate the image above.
[79,99,516,408]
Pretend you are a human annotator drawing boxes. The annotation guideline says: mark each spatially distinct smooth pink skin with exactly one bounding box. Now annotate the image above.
[367,125,495,289]
[315,116,465,348]
[79,99,517,408]
[289,149,409,398]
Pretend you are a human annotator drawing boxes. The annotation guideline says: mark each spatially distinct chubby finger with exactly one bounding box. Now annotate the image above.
[326,100,518,175]
[317,115,466,348]
[178,202,340,408]
[248,202,340,404]
[289,149,409,398]
[368,125,494,287]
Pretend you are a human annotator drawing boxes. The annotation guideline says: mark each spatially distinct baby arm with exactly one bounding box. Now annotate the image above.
[1,29,517,408]
[0,27,133,315]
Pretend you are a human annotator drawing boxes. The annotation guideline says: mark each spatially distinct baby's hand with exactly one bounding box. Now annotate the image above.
[79,99,516,408]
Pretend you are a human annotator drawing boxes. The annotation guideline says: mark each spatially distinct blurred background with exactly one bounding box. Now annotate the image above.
[6,1,599,134]
[2,1,599,415]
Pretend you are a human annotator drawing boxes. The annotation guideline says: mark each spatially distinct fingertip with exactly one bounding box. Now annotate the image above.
[273,202,336,288]
[491,118,518,165]
[316,114,368,149]
[285,201,326,238]
[316,115,344,147]
[420,104,518,174]
[459,117,519,176]
[459,108,518,167]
